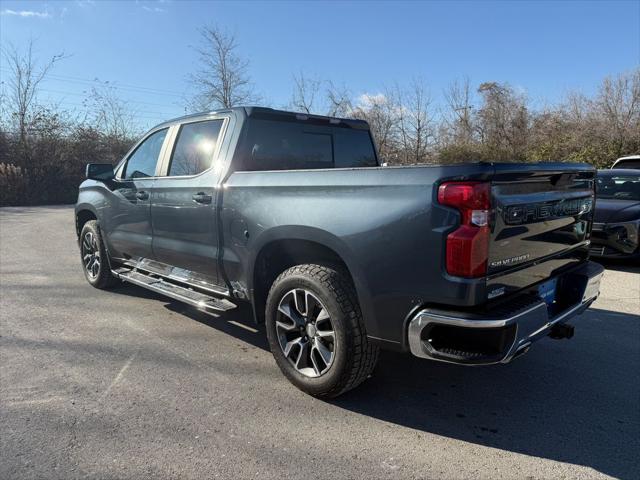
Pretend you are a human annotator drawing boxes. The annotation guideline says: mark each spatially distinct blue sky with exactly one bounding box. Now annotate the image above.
[1,0,639,129]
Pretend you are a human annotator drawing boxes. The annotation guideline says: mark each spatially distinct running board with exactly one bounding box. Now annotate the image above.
[113,269,237,313]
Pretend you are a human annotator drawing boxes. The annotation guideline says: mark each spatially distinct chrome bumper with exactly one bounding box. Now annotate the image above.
[407,261,605,365]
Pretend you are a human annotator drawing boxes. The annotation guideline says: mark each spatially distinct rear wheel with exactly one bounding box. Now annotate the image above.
[265,264,379,398]
[79,220,118,289]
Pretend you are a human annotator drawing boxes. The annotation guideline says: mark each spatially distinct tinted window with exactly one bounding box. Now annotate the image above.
[237,119,377,171]
[613,159,640,169]
[168,120,224,176]
[334,129,377,168]
[123,128,168,179]
[239,120,332,171]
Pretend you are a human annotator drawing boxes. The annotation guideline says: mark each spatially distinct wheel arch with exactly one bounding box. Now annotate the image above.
[75,205,98,238]
[248,227,371,326]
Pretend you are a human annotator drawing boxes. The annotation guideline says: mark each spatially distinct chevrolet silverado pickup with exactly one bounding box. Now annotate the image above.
[76,107,604,397]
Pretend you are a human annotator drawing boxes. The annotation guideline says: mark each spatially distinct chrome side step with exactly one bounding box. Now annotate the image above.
[119,258,231,297]
[113,268,237,313]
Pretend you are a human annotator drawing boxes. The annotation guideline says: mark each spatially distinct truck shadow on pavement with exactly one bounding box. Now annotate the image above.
[115,284,639,479]
[334,307,640,480]
[110,283,271,350]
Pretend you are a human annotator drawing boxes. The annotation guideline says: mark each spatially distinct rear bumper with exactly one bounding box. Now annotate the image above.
[407,261,604,365]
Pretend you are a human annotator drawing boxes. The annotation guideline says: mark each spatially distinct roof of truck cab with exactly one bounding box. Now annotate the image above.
[153,109,234,128]
[153,106,370,130]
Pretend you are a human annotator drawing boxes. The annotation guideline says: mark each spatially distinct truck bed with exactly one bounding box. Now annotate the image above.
[221,161,595,347]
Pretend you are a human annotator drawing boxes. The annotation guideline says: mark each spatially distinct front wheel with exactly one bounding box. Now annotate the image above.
[265,264,379,398]
[79,220,118,289]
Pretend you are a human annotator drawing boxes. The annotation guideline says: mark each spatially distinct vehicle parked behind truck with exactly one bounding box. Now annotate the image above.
[611,155,640,169]
[591,169,640,259]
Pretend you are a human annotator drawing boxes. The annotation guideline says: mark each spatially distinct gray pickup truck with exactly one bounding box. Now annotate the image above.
[76,107,604,397]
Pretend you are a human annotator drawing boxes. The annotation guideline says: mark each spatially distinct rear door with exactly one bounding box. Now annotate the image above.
[487,163,595,295]
[150,117,228,286]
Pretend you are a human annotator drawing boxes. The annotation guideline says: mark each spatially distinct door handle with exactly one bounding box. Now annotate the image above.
[192,192,212,204]
[136,191,149,200]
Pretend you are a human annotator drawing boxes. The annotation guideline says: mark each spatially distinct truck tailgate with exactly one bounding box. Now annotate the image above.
[487,164,595,297]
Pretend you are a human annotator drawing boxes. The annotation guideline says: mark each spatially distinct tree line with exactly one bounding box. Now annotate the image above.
[1,28,638,206]
[286,71,639,167]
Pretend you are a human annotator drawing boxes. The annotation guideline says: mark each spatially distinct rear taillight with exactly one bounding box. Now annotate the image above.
[438,182,491,278]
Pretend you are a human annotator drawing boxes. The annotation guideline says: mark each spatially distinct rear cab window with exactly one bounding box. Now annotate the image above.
[334,129,378,168]
[236,117,377,172]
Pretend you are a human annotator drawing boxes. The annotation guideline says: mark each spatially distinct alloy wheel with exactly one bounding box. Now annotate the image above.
[82,231,101,279]
[275,288,336,377]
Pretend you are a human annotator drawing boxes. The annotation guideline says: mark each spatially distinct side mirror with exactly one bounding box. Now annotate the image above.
[86,163,114,181]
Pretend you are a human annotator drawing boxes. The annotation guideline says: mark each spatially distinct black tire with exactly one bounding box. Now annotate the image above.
[79,220,119,289]
[265,264,379,398]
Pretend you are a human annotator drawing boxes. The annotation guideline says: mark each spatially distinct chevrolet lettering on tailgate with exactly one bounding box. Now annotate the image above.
[502,198,593,225]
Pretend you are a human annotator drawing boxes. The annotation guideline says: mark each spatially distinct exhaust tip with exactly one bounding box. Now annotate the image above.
[549,323,575,340]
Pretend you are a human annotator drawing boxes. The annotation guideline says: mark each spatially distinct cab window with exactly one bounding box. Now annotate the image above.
[123,128,168,179]
[236,118,377,171]
[168,120,225,176]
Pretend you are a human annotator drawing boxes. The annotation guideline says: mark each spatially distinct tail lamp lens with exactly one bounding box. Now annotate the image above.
[438,182,491,277]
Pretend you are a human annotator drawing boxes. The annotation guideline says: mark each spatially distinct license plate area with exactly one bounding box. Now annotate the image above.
[538,278,557,308]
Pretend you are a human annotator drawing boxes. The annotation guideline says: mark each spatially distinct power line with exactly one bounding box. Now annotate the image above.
[42,71,186,96]
[0,67,187,98]
[41,76,184,98]
[39,99,183,120]
[38,87,185,110]
[1,90,186,121]
[44,74,185,97]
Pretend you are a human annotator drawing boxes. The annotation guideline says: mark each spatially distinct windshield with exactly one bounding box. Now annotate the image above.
[613,159,640,169]
[596,174,640,201]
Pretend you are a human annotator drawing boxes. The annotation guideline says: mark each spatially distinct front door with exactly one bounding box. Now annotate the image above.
[103,127,169,261]
[150,118,226,286]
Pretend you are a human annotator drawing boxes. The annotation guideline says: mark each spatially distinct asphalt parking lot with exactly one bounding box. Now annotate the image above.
[1,206,639,480]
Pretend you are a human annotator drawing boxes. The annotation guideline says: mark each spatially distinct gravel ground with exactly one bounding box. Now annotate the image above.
[1,205,639,480]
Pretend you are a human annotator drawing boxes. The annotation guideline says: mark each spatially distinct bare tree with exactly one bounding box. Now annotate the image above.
[325,81,352,117]
[82,81,137,140]
[189,25,256,110]
[350,92,399,161]
[289,72,321,114]
[595,69,640,153]
[443,76,475,145]
[397,80,434,163]
[1,39,65,144]
[389,85,408,162]
[290,76,354,117]
[476,82,530,160]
